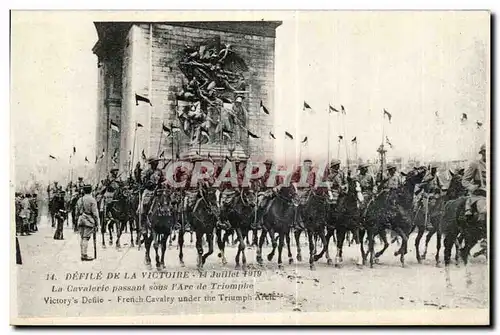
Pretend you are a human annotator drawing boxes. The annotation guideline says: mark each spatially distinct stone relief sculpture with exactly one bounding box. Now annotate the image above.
[176,37,249,146]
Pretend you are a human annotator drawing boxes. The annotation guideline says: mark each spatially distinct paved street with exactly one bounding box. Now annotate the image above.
[15,213,488,320]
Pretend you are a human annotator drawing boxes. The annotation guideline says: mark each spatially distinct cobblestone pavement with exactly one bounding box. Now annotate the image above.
[14,214,488,320]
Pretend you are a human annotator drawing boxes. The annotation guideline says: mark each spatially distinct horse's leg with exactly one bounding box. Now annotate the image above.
[216,228,227,265]
[277,230,285,269]
[285,231,294,264]
[461,232,479,287]
[100,216,106,248]
[422,229,436,260]
[195,230,204,271]
[153,230,162,270]
[294,229,303,262]
[129,219,135,247]
[116,219,124,249]
[252,228,258,247]
[454,238,461,266]
[256,228,266,265]
[190,231,194,244]
[178,227,185,267]
[374,230,390,261]
[235,227,247,270]
[394,227,409,268]
[335,226,346,267]
[313,226,328,262]
[359,229,368,265]
[160,231,168,269]
[435,230,442,267]
[144,230,153,268]
[415,225,424,264]
[267,230,278,262]
[108,217,114,246]
[368,229,375,268]
[324,229,334,265]
[444,228,458,288]
[307,230,315,270]
[202,231,214,265]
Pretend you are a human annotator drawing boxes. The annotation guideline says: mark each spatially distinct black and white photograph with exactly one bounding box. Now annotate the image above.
[10,10,489,325]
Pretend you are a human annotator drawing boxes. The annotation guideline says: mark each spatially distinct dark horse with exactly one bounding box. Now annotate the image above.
[322,176,364,267]
[144,188,177,270]
[190,184,220,271]
[216,189,256,270]
[52,192,67,240]
[442,186,487,288]
[364,172,423,268]
[257,184,298,269]
[414,170,467,265]
[295,185,331,270]
[110,187,137,248]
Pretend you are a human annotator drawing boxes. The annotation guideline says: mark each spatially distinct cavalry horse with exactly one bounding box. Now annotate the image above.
[364,171,423,268]
[190,183,220,271]
[144,188,178,270]
[109,186,137,248]
[295,184,331,270]
[216,188,256,270]
[322,176,364,267]
[442,187,487,288]
[413,170,466,265]
[257,184,298,269]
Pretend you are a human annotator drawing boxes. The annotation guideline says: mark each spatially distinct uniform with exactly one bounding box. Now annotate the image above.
[463,146,487,216]
[326,160,347,206]
[380,165,408,227]
[139,159,165,235]
[356,166,375,214]
[76,187,100,261]
[19,196,31,235]
[29,194,38,232]
[100,171,123,219]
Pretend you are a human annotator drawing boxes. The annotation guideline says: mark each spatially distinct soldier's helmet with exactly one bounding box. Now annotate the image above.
[264,159,273,166]
[330,159,341,167]
[358,163,369,170]
[387,164,397,171]
[83,184,92,193]
[479,144,486,154]
[110,168,119,174]
[78,176,83,181]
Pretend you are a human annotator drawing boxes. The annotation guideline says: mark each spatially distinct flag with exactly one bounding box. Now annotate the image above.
[329,104,339,113]
[338,135,343,141]
[351,137,357,143]
[112,149,119,163]
[159,150,165,158]
[94,155,98,164]
[383,109,392,123]
[110,121,120,132]
[137,122,144,128]
[176,152,180,159]
[435,111,439,118]
[99,149,105,159]
[162,123,171,136]
[49,155,56,160]
[301,136,308,144]
[73,147,76,155]
[222,129,233,139]
[141,149,146,160]
[248,130,260,139]
[260,100,270,115]
[386,136,393,148]
[269,132,276,139]
[285,131,294,140]
[135,93,152,106]
[85,156,89,163]
[461,113,468,122]
[341,105,346,114]
[476,121,483,129]
[303,101,312,111]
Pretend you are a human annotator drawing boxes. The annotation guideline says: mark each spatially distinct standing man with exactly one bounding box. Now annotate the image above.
[76,184,99,261]
[19,194,32,236]
[463,144,487,218]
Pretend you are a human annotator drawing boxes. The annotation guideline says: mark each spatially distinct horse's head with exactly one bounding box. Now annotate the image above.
[445,169,467,201]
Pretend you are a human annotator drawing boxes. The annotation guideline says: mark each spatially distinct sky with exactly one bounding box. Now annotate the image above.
[11,11,489,188]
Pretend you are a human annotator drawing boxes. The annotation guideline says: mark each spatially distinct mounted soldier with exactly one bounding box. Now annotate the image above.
[355,163,376,216]
[253,159,276,229]
[326,158,347,205]
[415,164,442,229]
[463,144,487,219]
[76,184,99,261]
[100,168,123,222]
[139,157,165,238]
[76,177,85,196]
